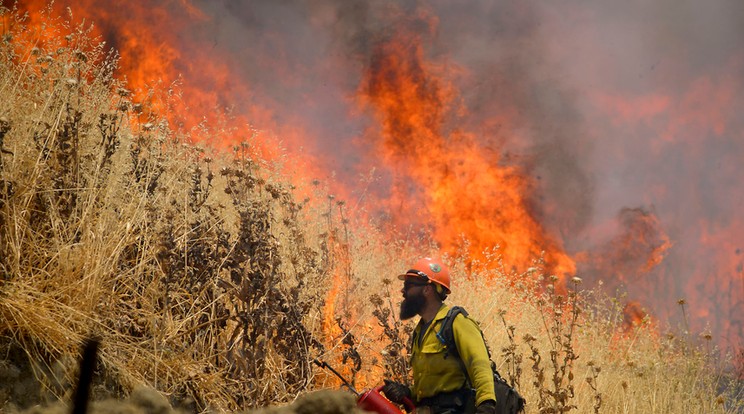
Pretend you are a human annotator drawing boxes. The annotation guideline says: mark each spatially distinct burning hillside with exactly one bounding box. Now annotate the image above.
[8,0,743,357]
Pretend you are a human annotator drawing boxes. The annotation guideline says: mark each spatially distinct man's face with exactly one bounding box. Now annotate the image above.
[400,278,428,320]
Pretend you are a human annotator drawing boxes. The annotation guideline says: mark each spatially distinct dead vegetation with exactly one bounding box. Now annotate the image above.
[0,5,742,414]
[0,5,331,411]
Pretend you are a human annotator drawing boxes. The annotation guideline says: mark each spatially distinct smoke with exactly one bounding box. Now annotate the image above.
[180,0,743,348]
[17,0,741,349]
[180,1,597,224]
[530,0,744,343]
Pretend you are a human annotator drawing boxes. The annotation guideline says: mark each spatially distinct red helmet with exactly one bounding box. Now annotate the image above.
[398,257,451,294]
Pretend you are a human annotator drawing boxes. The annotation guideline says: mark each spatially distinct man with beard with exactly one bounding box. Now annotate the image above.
[382,258,497,414]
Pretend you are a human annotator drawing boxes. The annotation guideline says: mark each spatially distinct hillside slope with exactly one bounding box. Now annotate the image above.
[0,6,741,414]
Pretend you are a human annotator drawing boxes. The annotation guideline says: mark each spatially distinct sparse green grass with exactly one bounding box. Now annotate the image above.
[0,5,741,414]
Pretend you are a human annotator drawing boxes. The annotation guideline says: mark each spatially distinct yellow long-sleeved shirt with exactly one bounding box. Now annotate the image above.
[410,304,496,406]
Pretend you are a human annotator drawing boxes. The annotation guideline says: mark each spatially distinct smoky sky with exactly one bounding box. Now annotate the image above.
[182,0,742,346]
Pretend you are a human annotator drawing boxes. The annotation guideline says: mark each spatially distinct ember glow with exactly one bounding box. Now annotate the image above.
[10,0,743,354]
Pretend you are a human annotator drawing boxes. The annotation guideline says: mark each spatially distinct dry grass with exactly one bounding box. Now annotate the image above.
[452,264,743,414]
[0,6,331,411]
[0,5,742,414]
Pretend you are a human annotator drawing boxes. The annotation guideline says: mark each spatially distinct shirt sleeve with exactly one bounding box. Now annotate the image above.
[452,314,496,406]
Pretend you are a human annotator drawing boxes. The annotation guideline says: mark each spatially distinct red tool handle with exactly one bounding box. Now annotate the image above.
[358,385,417,414]
[401,395,416,412]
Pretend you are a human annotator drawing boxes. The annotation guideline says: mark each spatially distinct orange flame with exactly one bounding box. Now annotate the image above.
[13,0,332,187]
[622,301,648,331]
[358,8,575,279]
[12,0,743,359]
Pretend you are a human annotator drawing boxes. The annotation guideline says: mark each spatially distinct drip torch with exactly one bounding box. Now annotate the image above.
[313,359,415,414]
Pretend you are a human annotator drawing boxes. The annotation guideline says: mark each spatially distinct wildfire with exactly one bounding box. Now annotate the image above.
[358,8,576,278]
[14,0,575,278]
[622,301,649,331]
[9,0,743,358]
[11,0,329,183]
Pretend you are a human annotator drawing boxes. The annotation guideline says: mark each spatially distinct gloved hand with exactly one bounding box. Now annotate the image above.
[475,399,497,414]
[381,379,411,404]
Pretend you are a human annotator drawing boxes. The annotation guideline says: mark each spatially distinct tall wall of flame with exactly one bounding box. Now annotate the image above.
[10,0,743,353]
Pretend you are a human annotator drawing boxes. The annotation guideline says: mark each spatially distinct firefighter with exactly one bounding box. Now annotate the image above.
[382,257,497,414]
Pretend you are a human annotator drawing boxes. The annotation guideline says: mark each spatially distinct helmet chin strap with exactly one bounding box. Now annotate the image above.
[433,284,447,301]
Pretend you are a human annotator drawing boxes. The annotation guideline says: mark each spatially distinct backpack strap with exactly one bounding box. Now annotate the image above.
[436,307,526,412]
[436,306,468,359]
[435,306,476,392]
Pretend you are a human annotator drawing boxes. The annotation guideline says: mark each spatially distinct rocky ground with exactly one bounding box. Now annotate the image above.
[0,343,366,414]
[8,387,365,414]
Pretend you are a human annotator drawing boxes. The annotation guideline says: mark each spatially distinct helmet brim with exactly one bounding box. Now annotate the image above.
[398,272,422,281]
[397,272,451,294]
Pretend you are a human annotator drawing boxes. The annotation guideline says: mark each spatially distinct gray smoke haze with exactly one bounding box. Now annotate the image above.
[185,0,743,349]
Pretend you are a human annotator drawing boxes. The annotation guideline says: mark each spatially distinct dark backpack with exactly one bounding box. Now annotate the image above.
[436,306,526,414]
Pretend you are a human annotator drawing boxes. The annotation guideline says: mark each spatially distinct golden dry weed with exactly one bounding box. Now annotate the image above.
[0,5,741,414]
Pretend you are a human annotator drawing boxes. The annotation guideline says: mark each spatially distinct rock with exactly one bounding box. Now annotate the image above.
[128,385,174,414]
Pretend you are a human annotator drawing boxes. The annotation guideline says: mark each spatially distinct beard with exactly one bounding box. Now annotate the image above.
[400,292,426,320]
